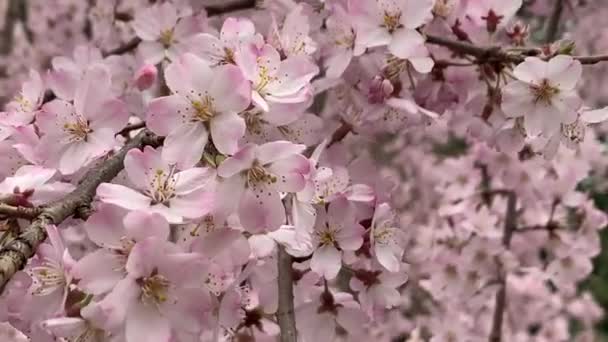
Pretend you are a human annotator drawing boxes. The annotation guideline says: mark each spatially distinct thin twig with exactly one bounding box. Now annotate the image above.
[205,0,258,16]
[0,0,30,54]
[117,122,146,137]
[426,34,608,65]
[0,203,41,220]
[277,245,297,342]
[328,122,353,147]
[0,130,161,293]
[543,0,564,43]
[102,37,142,57]
[489,192,517,342]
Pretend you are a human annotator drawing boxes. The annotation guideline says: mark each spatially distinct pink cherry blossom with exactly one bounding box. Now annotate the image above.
[501,55,583,137]
[235,43,318,112]
[310,198,364,279]
[36,65,129,175]
[190,17,259,66]
[217,141,310,233]
[96,146,215,224]
[147,53,251,167]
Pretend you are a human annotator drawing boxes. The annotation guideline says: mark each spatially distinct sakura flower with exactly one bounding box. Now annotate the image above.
[47,45,104,101]
[1,70,44,126]
[501,55,583,137]
[323,4,357,78]
[0,165,74,207]
[349,262,409,312]
[540,106,608,158]
[467,0,523,32]
[147,53,251,168]
[26,225,75,316]
[296,290,369,341]
[41,304,111,342]
[370,203,405,272]
[97,146,215,224]
[310,198,364,279]
[349,0,435,71]
[235,43,318,112]
[133,63,157,91]
[97,238,203,342]
[36,65,129,175]
[132,2,200,64]
[72,204,170,295]
[269,3,317,57]
[216,141,310,233]
[190,17,259,66]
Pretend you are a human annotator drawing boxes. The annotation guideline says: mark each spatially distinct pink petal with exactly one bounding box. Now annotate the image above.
[388,29,425,59]
[126,302,171,342]
[161,123,209,169]
[147,95,193,136]
[124,211,170,242]
[84,203,128,248]
[546,55,582,91]
[210,65,251,113]
[256,141,306,164]
[97,183,151,211]
[310,245,341,279]
[173,167,214,195]
[239,185,285,233]
[71,249,125,295]
[217,144,256,178]
[513,57,547,84]
[210,112,246,155]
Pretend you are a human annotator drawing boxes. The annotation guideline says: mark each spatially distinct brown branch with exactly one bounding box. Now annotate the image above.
[117,122,146,137]
[0,203,41,220]
[206,0,258,16]
[543,0,564,44]
[489,192,517,342]
[102,37,142,57]
[0,0,29,55]
[277,245,297,342]
[0,130,161,293]
[426,34,608,65]
[328,122,353,147]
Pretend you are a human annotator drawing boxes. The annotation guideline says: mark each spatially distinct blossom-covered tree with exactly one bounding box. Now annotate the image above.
[0,0,608,341]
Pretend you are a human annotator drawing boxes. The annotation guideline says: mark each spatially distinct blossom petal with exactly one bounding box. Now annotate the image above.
[162,123,209,170]
[210,112,246,155]
[310,245,341,279]
[97,183,151,211]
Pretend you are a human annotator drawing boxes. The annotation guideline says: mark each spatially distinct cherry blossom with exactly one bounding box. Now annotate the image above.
[36,65,129,175]
[501,55,583,137]
[147,52,251,167]
[96,146,215,224]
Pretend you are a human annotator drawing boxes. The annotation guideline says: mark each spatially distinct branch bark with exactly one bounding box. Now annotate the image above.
[0,203,41,220]
[0,130,161,292]
[426,34,608,65]
[543,0,564,44]
[0,0,29,55]
[277,245,297,342]
[489,192,517,342]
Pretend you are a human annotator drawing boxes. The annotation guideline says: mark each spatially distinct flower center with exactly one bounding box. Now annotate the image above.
[316,226,339,246]
[256,62,276,93]
[531,79,560,105]
[148,168,176,205]
[223,47,236,64]
[159,29,174,48]
[64,117,92,142]
[30,260,66,296]
[382,11,402,33]
[13,94,33,112]
[560,120,585,144]
[246,161,277,186]
[191,95,215,122]
[373,225,395,245]
[140,273,171,306]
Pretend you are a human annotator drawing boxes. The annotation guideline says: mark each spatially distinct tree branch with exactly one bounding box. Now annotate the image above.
[277,245,297,342]
[426,34,608,65]
[0,130,161,293]
[543,0,564,44]
[205,0,258,16]
[0,0,29,55]
[0,203,41,220]
[489,192,517,342]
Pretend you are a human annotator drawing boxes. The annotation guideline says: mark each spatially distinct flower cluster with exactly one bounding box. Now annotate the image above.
[0,0,605,341]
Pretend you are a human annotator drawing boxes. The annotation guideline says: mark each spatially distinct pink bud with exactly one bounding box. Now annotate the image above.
[133,64,157,91]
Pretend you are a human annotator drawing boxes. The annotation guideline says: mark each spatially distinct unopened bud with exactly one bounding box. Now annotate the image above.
[133,64,158,91]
